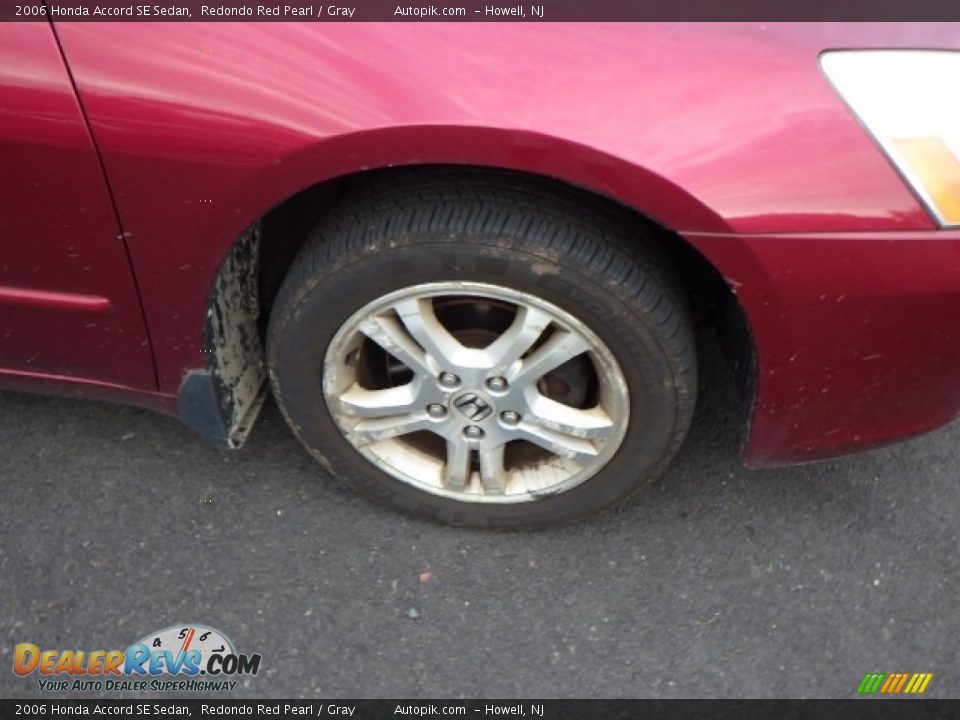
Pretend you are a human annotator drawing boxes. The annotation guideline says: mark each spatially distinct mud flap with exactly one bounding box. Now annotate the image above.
[178,223,267,448]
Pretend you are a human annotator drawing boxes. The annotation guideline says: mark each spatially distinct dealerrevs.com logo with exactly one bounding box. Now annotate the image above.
[13,624,261,693]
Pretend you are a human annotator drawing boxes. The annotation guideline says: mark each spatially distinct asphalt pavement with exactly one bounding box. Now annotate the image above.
[2,346,959,699]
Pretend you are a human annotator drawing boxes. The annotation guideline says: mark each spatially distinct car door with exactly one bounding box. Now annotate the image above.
[0,23,154,389]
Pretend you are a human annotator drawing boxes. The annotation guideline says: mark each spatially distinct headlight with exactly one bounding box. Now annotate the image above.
[821,50,960,228]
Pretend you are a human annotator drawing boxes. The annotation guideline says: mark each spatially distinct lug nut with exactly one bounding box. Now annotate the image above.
[427,404,448,419]
[486,376,508,393]
[463,425,485,440]
[500,411,521,426]
[438,372,460,389]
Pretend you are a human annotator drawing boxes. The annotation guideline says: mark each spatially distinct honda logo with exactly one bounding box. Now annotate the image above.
[452,393,494,421]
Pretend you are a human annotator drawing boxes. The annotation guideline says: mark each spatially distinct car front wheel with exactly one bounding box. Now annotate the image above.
[267,172,697,527]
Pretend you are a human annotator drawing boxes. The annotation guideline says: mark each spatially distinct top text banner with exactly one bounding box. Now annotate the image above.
[5,0,960,21]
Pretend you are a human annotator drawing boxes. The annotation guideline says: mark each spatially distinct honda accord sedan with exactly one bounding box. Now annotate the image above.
[2,21,959,526]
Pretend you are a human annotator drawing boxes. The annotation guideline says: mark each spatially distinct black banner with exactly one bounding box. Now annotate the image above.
[4,0,960,21]
[1,700,960,719]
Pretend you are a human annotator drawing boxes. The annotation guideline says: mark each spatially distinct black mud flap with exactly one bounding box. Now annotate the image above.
[178,223,267,448]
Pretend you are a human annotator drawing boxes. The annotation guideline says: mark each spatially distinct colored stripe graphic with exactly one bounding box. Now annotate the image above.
[857,672,932,694]
[857,673,885,694]
[879,674,897,693]
[885,673,910,693]
[904,673,933,694]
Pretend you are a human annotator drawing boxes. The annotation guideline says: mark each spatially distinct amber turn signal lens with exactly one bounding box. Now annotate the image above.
[892,137,960,226]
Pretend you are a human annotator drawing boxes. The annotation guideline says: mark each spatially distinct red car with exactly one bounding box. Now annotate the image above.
[3,21,959,526]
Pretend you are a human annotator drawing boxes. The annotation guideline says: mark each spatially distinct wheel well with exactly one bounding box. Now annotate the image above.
[259,166,753,384]
[198,165,755,448]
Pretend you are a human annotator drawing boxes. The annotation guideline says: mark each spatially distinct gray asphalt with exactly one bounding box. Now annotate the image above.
[2,344,959,699]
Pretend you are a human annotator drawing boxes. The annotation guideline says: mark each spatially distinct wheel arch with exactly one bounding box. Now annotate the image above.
[189,150,755,452]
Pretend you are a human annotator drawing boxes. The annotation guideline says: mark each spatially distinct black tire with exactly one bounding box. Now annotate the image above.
[267,170,697,527]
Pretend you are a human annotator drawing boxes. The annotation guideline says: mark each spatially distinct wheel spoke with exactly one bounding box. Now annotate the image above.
[444,438,472,491]
[358,315,433,376]
[509,329,590,388]
[393,297,467,368]
[525,393,615,440]
[478,442,507,494]
[348,414,432,447]
[483,305,552,376]
[514,422,600,464]
[337,382,420,418]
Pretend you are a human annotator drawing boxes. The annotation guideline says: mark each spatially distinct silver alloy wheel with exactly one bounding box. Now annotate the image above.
[322,282,630,504]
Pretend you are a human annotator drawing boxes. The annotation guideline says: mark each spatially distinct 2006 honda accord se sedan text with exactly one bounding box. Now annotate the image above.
[2,22,959,526]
